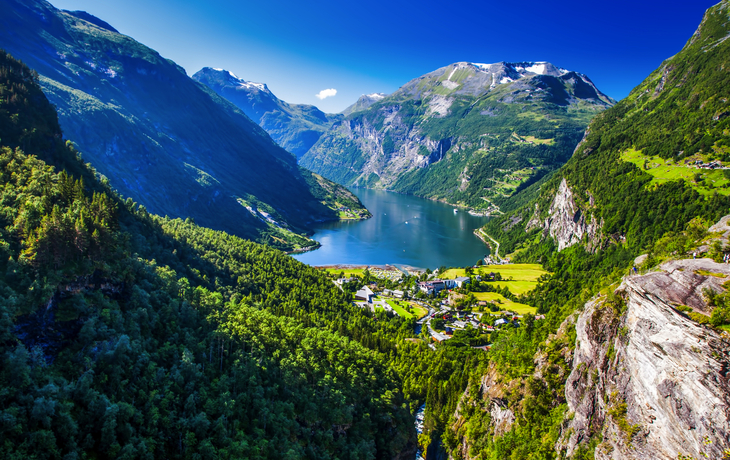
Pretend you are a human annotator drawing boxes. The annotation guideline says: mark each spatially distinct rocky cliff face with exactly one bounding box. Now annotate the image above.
[560,258,730,459]
[526,178,603,251]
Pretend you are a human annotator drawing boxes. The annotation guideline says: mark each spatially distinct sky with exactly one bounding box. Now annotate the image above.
[50,0,719,113]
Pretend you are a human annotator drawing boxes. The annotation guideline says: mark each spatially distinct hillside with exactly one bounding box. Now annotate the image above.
[0,48,417,460]
[445,1,730,458]
[192,67,342,158]
[0,0,368,251]
[300,61,614,212]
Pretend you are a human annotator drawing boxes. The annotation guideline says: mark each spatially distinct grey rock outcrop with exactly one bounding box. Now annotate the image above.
[559,258,730,459]
[527,178,602,251]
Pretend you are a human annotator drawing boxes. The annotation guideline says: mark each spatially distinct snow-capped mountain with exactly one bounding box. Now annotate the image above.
[301,60,615,209]
[396,61,613,104]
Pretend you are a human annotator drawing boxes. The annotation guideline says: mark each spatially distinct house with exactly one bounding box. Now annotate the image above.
[443,279,456,289]
[418,280,446,295]
[383,289,393,296]
[417,282,434,295]
[393,290,404,299]
[494,318,509,327]
[355,286,375,303]
[453,320,467,329]
[454,276,470,288]
[431,280,446,292]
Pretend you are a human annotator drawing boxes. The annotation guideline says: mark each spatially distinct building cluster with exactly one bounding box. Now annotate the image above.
[417,276,470,295]
[691,159,726,170]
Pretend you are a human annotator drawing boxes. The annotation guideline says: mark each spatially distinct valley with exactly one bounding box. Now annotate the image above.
[1,0,730,459]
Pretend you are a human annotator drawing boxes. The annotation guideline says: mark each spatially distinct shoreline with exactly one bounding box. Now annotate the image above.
[314,263,425,275]
[349,186,494,216]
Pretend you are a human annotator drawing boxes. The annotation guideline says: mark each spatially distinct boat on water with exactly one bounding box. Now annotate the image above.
[453,208,458,213]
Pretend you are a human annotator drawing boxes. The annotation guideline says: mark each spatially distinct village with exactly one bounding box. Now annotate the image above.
[322,262,548,349]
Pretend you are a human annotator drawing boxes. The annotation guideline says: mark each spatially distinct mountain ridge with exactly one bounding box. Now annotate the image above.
[0,0,368,250]
[193,66,341,158]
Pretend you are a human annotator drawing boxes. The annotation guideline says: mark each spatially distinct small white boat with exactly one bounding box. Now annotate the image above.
[453,208,458,213]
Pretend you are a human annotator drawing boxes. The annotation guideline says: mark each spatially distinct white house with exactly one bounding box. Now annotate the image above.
[355,286,375,303]
[443,279,457,289]
[454,276,470,288]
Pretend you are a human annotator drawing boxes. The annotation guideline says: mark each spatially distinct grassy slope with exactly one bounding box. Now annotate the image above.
[472,292,535,314]
[441,264,547,295]
[449,3,730,458]
[621,148,730,196]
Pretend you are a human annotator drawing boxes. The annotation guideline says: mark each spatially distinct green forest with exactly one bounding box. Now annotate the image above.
[0,50,498,459]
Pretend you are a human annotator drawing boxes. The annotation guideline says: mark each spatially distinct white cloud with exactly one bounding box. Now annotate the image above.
[315,88,337,100]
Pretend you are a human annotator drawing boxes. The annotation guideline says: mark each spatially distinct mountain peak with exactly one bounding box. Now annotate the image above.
[471,61,568,78]
[195,67,270,93]
[341,92,388,115]
[392,60,613,105]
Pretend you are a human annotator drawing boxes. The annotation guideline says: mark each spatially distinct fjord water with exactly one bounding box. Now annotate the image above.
[293,188,490,269]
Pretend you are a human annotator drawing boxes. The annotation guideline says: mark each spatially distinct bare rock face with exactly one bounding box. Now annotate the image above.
[709,214,730,241]
[559,258,730,459]
[528,178,602,251]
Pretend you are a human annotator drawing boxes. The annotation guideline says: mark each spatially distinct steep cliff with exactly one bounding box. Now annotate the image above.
[560,258,730,459]
[448,253,730,460]
[525,178,603,251]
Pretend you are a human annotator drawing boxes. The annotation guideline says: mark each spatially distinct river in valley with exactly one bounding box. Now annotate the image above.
[293,188,491,269]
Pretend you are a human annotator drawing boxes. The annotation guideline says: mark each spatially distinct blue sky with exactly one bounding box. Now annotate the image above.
[51,0,718,113]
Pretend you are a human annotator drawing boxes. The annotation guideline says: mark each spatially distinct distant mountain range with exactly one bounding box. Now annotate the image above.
[300,61,615,211]
[192,67,342,158]
[0,0,368,250]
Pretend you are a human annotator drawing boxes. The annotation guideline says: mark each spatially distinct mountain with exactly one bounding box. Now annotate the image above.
[446,2,730,458]
[0,50,416,459]
[0,0,368,251]
[341,92,388,116]
[193,67,342,158]
[300,61,614,212]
